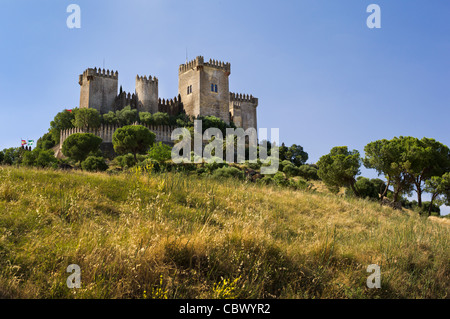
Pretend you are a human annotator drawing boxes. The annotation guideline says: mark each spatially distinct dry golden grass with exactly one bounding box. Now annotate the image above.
[0,166,448,299]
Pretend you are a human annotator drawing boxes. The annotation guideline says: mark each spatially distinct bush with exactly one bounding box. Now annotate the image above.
[114,153,147,168]
[289,177,312,191]
[279,160,293,171]
[283,163,299,178]
[205,159,227,173]
[298,165,319,180]
[81,156,108,172]
[212,167,245,180]
[148,142,172,163]
[273,172,289,187]
[22,148,57,168]
[346,177,387,200]
[258,175,274,185]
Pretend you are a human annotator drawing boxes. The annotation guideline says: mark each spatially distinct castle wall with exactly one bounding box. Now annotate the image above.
[59,123,175,157]
[229,101,242,128]
[230,93,258,131]
[136,75,159,113]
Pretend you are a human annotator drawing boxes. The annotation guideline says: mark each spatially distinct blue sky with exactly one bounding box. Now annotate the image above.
[1,0,449,213]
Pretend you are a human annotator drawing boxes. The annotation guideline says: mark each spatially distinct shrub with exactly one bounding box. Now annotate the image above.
[148,142,172,163]
[114,153,147,168]
[212,167,245,180]
[283,163,299,178]
[81,156,108,172]
[22,148,57,168]
[273,172,289,187]
[289,177,312,191]
[298,165,319,180]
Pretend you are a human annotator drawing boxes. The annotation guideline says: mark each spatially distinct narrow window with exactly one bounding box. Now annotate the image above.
[211,84,214,92]
[214,84,218,93]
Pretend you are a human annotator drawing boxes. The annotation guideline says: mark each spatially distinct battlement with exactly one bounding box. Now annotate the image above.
[136,74,158,83]
[158,95,183,116]
[179,56,231,74]
[83,67,118,79]
[79,67,118,86]
[204,58,231,73]
[230,92,258,106]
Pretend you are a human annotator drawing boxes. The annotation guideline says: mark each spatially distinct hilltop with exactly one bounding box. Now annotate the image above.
[0,166,448,298]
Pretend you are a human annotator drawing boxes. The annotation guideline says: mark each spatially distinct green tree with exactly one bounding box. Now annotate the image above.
[424,173,450,216]
[116,105,138,125]
[0,150,4,164]
[62,133,103,164]
[286,144,309,166]
[139,112,154,126]
[22,148,57,168]
[153,112,170,126]
[72,108,102,129]
[317,146,361,194]
[50,109,76,143]
[402,137,450,207]
[36,132,57,150]
[103,111,119,125]
[1,148,22,165]
[148,142,172,163]
[364,137,413,203]
[112,125,156,162]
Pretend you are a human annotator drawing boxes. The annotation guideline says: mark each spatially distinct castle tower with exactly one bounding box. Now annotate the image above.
[135,75,159,113]
[79,68,118,114]
[178,56,231,124]
[229,93,258,131]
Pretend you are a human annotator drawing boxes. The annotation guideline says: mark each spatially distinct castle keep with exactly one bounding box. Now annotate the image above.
[78,56,258,131]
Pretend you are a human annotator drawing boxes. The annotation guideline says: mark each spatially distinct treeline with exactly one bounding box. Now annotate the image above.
[316,137,450,216]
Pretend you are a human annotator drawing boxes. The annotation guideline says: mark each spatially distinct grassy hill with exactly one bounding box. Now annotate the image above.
[0,166,448,299]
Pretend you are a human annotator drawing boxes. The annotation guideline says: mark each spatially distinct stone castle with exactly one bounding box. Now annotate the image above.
[78,55,258,131]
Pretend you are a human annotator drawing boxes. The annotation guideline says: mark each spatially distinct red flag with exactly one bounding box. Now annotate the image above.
[21,140,27,146]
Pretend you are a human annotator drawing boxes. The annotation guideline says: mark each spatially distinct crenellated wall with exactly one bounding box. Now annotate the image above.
[59,123,175,156]
[229,92,258,131]
[158,95,183,116]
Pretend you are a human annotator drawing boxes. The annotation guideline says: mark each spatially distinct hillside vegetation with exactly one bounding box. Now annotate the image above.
[0,166,448,299]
